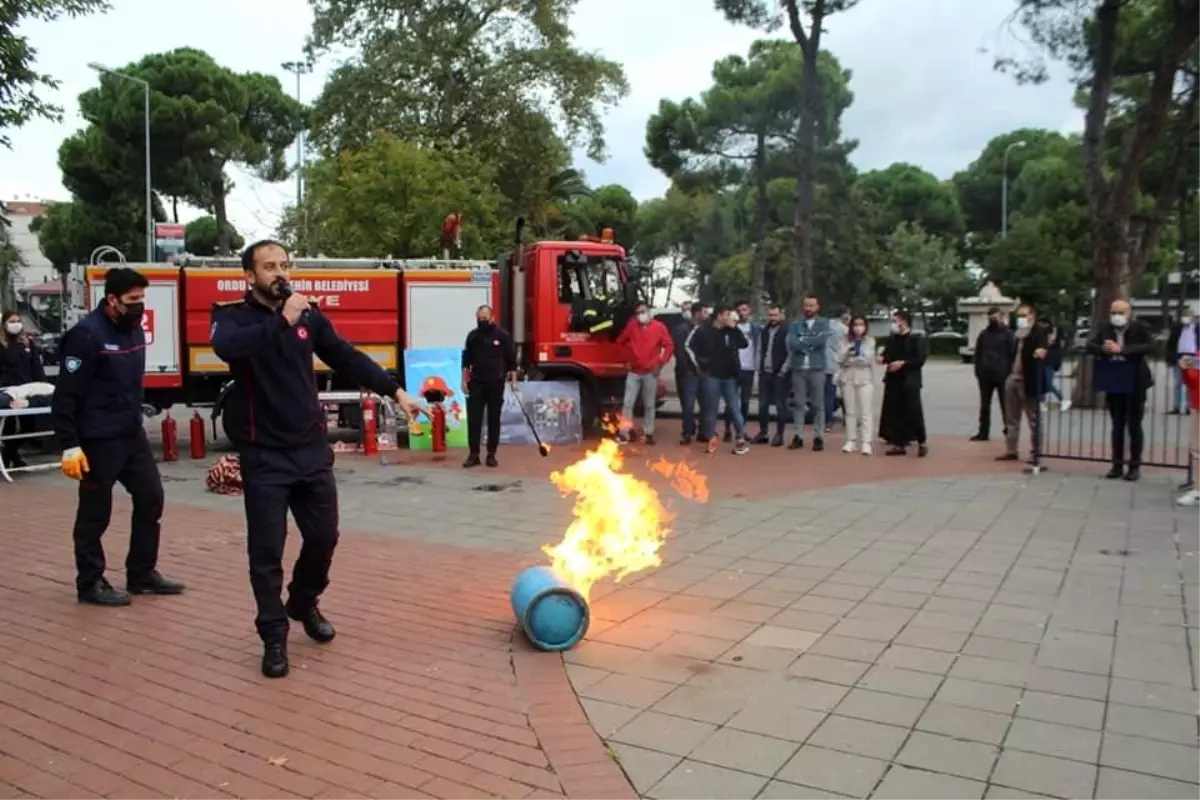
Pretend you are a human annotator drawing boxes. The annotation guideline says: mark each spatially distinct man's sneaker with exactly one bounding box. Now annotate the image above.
[485,453,499,467]
[813,438,825,452]
[788,437,804,450]
[680,435,693,446]
[1177,488,1200,507]
[861,442,873,456]
[733,439,749,456]
[970,433,988,442]
[917,444,929,458]
[1105,466,1124,479]
[1060,400,1072,412]
[996,453,1019,461]
[463,453,481,468]
[77,578,130,607]
[753,432,770,444]
[770,433,784,447]
[286,602,336,643]
[842,441,856,453]
[127,571,186,595]
[645,434,656,446]
[722,429,733,443]
[705,438,718,454]
[261,641,289,679]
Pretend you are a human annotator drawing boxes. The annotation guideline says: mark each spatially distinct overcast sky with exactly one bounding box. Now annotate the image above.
[0,0,1079,244]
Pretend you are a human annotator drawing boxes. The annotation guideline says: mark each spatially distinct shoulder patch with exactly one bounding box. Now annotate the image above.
[213,299,246,308]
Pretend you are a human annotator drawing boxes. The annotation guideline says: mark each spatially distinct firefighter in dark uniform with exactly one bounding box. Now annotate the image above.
[461,304,517,468]
[211,240,422,679]
[51,267,186,607]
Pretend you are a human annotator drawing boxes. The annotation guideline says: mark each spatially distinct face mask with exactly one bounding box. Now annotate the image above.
[890,323,901,335]
[637,312,650,324]
[1182,317,1194,326]
[1015,317,1030,330]
[477,318,492,329]
[5,322,21,336]
[1110,314,1127,328]
[115,302,145,330]
[852,325,865,336]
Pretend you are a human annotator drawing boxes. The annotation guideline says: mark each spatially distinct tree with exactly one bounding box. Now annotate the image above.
[559,185,640,251]
[882,222,974,327]
[67,48,304,255]
[284,133,508,259]
[529,168,592,238]
[0,0,110,148]
[858,163,965,242]
[304,0,628,224]
[0,206,23,310]
[185,216,244,256]
[645,41,853,314]
[634,189,714,304]
[29,197,164,267]
[714,0,863,308]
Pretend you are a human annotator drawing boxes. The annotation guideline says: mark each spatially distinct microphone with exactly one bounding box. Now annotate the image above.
[276,281,309,324]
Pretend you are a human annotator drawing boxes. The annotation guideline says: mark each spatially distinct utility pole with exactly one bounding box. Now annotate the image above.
[281,60,313,252]
[88,62,153,262]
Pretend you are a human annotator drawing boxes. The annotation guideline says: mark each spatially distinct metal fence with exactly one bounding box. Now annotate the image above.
[1031,351,1194,482]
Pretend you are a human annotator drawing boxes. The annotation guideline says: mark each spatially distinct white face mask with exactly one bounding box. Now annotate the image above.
[1015,316,1030,330]
[4,322,20,336]
[636,312,649,325]
[1182,317,1194,326]
[1110,314,1128,328]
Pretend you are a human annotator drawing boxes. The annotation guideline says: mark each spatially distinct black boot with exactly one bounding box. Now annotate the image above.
[261,641,289,678]
[286,601,336,643]
[463,453,481,468]
[127,570,186,595]
[77,578,131,607]
[485,453,499,467]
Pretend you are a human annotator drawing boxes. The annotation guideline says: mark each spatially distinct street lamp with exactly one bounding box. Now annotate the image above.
[87,62,153,263]
[1001,140,1027,239]
[280,60,313,210]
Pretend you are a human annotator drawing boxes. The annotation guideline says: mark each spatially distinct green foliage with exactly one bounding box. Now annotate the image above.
[857,163,964,241]
[558,185,640,251]
[0,0,111,148]
[882,222,974,323]
[29,197,166,266]
[185,216,244,256]
[283,133,508,259]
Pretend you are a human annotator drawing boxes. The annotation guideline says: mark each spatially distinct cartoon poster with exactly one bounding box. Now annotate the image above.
[403,348,469,450]
[486,381,583,447]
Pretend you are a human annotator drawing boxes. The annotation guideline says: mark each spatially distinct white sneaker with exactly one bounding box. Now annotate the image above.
[1178,489,1200,507]
[1059,400,1071,412]
[861,443,873,456]
[842,441,855,453]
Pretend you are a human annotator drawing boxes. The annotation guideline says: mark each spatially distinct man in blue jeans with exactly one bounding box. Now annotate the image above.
[674,305,705,444]
[786,295,832,451]
[686,306,750,455]
[755,304,790,446]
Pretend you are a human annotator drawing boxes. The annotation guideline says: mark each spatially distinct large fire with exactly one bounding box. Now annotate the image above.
[542,438,708,600]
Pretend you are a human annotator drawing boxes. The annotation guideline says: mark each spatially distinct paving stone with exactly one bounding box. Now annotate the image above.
[873,764,986,799]
[1100,732,1200,784]
[581,672,680,708]
[650,685,746,725]
[712,601,779,623]
[567,664,613,690]
[895,731,999,781]
[865,589,930,609]
[916,702,1012,745]
[580,697,642,737]
[948,655,1031,687]
[807,635,888,663]
[786,654,871,686]
[743,624,823,650]
[971,618,1046,644]
[858,664,944,699]
[1095,766,1200,799]
[962,635,1038,663]
[991,750,1098,799]
[653,632,738,660]
[725,701,827,742]
[1104,702,1199,745]
[982,785,1054,799]
[1025,665,1109,701]
[648,759,768,800]
[893,625,971,652]
[879,644,959,674]
[770,609,844,633]
[689,728,800,777]
[777,745,888,798]
[1108,677,1200,713]
[806,715,908,761]
[1004,718,1101,763]
[789,594,858,616]
[1016,690,1105,730]
[610,711,718,757]
[757,779,851,799]
[610,743,680,795]
[835,688,928,728]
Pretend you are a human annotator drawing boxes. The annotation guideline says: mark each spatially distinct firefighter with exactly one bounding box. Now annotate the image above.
[51,267,186,607]
[211,239,423,679]
[461,304,517,467]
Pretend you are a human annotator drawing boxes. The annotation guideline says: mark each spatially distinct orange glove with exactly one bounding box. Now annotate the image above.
[61,447,89,481]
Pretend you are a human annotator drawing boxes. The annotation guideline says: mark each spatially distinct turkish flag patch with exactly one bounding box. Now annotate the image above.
[297,327,309,340]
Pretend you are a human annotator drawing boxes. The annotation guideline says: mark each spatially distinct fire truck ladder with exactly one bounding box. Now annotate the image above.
[177,256,496,272]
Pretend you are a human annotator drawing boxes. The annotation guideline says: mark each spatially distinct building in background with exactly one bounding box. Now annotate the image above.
[2,200,63,331]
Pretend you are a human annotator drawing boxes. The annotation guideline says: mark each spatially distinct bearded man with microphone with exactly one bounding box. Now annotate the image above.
[211,240,423,678]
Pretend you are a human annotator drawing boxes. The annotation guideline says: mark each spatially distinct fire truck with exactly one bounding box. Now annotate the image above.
[69,225,663,431]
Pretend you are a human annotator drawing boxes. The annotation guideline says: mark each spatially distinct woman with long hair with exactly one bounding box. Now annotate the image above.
[0,309,47,468]
[838,314,876,455]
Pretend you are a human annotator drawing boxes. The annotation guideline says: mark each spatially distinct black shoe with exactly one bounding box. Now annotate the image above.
[1124,466,1141,482]
[463,454,481,468]
[286,602,336,643]
[1180,480,1196,492]
[127,570,186,595]
[996,453,1019,461]
[680,435,693,446]
[722,429,732,443]
[788,437,804,450]
[753,432,770,445]
[77,578,131,607]
[917,444,929,458]
[813,438,825,452]
[645,435,656,446]
[1105,466,1124,479]
[770,433,784,447]
[885,446,906,456]
[261,641,290,678]
[485,453,499,467]
[970,434,989,442]
[1168,409,1181,415]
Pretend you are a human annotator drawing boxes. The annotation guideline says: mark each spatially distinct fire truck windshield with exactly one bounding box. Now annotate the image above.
[558,252,635,335]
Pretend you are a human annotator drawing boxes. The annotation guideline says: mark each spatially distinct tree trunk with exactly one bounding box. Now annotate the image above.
[1071,223,1133,408]
[750,129,769,317]
[171,197,179,224]
[214,188,232,256]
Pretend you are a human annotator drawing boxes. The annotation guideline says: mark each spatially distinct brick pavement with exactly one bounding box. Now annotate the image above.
[0,484,635,800]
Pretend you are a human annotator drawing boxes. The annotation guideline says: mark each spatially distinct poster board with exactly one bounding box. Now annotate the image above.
[485,381,583,447]
[403,348,468,450]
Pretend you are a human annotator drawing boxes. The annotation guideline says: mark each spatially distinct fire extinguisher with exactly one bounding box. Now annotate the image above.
[431,403,447,453]
[189,411,207,460]
[161,411,179,462]
[361,394,378,456]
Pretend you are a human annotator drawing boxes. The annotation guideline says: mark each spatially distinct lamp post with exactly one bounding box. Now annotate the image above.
[281,60,313,245]
[88,62,153,262]
[1001,140,1027,239]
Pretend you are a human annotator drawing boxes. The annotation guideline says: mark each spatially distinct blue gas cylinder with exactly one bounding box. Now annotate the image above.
[510,565,590,652]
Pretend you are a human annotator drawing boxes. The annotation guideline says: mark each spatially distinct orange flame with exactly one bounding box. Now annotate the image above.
[647,456,710,503]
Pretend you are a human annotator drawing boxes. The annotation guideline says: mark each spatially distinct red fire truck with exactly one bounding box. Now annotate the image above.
[71,228,662,431]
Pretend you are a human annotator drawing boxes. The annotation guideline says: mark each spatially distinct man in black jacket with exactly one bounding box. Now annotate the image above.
[755,304,789,446]
[685,306,750,455]
[1087,299,1154,481]
[998,304,1049,464]
[972,306,1015,441]
[672,306,702,444]
[461,304,517,468]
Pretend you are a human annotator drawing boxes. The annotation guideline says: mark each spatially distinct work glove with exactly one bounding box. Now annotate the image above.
[61,447,89,481]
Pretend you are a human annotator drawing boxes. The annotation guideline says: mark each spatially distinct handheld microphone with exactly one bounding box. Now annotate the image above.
[276,281,309,324]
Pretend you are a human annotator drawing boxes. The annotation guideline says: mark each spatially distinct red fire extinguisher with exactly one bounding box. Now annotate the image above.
[189,411,207,460]
[361,394,378,456]
[161,411,179,462]
[431,403,447,453]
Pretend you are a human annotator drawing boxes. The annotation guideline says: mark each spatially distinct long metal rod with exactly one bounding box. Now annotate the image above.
[87,63,153,262]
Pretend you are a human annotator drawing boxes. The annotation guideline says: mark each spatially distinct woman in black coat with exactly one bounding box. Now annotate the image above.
[0,310,47,468]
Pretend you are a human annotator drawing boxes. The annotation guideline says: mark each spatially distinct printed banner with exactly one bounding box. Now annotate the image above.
[403,348,468,450]
[485,381,583,447]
